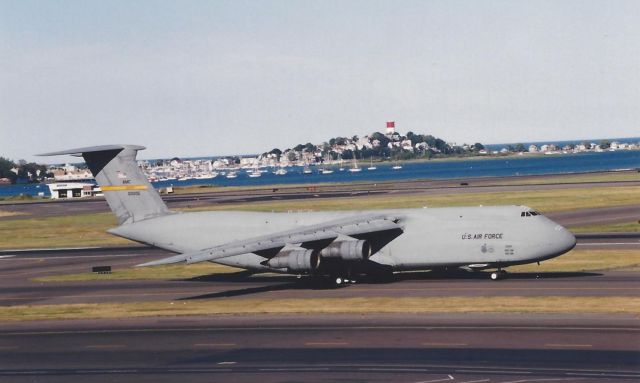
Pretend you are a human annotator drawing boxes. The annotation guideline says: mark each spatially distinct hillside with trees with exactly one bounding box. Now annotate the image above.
[260,130,485,164]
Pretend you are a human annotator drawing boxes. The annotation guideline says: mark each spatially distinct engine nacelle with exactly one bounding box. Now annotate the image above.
[319,240,371,261]
[266,249,321,272]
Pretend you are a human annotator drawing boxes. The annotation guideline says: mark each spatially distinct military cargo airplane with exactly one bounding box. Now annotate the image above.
[40,145,576,284]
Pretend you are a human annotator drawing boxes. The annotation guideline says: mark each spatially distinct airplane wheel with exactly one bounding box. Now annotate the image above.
[490,270,508,281]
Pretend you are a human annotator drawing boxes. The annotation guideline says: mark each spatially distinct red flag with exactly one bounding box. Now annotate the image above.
[386,121,395,128]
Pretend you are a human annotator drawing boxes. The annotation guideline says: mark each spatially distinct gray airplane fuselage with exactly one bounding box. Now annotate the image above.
[40,145,576,279]
[110,206,576,273]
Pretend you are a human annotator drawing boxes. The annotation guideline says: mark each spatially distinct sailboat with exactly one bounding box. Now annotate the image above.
[367,156,377,171]
[348,155,361,172]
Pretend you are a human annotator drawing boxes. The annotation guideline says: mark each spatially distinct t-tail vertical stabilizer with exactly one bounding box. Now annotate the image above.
[39,145,170,225]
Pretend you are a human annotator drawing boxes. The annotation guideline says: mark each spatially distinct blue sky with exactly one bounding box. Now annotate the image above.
[1,0,639,162]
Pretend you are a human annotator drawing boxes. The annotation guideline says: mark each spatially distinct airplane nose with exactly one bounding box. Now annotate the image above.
[553,224,577,254]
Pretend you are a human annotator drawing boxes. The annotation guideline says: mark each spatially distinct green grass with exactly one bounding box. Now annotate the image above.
[1,296,638,321]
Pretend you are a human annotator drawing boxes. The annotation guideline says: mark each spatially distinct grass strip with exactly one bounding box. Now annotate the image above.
[569,221,640,233]
[34,263,242,282]
[1,296,638,321]
[509,249,640,273]
[32,249,640,283]
[0,213,128,249]
[0,210,23,218]
[184,186,640,213]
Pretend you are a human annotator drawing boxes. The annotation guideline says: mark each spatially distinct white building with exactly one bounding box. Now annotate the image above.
[47,183,102,199]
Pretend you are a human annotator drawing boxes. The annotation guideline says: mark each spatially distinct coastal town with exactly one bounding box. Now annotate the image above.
[46,125,640,183]
[1,123,639,185]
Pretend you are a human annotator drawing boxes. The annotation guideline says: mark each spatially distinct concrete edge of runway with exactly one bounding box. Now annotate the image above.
[1,311,638,332]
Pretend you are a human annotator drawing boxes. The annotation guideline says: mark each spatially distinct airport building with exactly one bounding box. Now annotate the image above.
[46,183,102,199]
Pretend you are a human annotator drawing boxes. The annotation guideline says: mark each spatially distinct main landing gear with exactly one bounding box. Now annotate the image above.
[490,269,508,281]
[334,276,357,286]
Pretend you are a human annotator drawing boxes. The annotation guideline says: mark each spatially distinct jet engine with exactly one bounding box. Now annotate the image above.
[266,249,321,272]
[319,239,371,261]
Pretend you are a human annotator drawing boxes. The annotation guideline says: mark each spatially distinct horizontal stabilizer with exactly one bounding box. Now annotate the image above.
[38,145,146,157]
[136,253,191,267]
[37,144,168,225]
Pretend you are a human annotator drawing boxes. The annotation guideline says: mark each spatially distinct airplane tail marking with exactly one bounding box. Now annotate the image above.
[39,145,170,225]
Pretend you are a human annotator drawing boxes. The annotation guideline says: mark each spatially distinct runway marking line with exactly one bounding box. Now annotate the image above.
[217,361,236,365]
[259,367,329,371]
[422,342,468,347]
[566,372,640,378]
[458,380,490,383]
[304,341,349,346]
[84,344,126,349]
[193,343,236,347]
[359,368,429,372]
[414,376,454,383]
[456,369,531,375]
[0,346,17,350]
[501,378,580,383]
[544,343,592,348]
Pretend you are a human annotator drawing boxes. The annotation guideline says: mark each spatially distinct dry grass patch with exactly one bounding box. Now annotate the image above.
[510,249,640,273]
[569,221,640,233]
[185,186,640,213]
[34,262,242,282]
[0,213,131,249]
[1,296,638,321]
[0,210,23,218]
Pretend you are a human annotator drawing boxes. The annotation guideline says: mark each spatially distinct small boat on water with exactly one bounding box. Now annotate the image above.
[348,157,361,172]
[274,168,287,176]
[367,156,377,171]
[226,171,238,179]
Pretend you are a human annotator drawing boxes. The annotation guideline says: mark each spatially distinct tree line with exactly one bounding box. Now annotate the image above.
[0,157,50,184]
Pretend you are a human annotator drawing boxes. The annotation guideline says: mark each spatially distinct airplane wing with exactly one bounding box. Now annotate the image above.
[136,213,403,267]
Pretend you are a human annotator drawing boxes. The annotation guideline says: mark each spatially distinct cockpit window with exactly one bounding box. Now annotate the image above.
[521,211,540,217]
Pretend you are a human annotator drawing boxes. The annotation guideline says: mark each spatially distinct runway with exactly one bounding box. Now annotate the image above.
[0,314,638,382]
